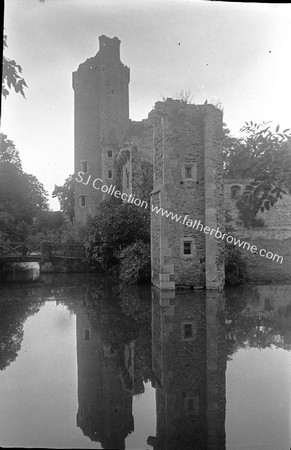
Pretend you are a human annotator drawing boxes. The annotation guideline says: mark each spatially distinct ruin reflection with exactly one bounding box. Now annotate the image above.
[148,288,226,450]
[71,280,152,449]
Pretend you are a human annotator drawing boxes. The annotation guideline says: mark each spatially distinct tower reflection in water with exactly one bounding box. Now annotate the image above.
[73,281,226,450]
[148,288,226,450]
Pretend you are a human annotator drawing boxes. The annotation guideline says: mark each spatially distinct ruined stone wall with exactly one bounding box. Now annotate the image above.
[150,100,224,290]
[128,119,153,163]
[224,180,291,282]
[232,227,291,282]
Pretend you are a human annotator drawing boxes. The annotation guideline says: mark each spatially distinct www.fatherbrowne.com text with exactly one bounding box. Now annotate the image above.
[76,172,284,264]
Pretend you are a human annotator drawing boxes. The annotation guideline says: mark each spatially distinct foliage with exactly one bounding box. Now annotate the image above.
[60,222,82,244]
[221,123,242,176]
[160,89,194,103]
[119,241,151,283]
[224,221,247,286]
[33,210,64,230]
[226,122,291,227]
[225,245,247,286]
[0,301,41,371]
[52,174,75,223]
[83,198,150,272]
[2,34,28,99]
[82,280,153,384]
[0,134,49,240]
[225,288,291,356]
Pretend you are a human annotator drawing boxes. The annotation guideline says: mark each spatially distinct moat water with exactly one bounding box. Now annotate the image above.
[0,270,291,449]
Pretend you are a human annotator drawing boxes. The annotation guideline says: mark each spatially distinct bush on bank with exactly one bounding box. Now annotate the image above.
[119,241,151,283]
[83,198,150,277]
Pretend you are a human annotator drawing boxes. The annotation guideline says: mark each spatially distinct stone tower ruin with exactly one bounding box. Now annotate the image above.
[149,100,224,290]
[73,35,130,225]
[73,36,225,290]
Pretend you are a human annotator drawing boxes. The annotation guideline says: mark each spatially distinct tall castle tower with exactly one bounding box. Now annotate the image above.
[73,35,130,225]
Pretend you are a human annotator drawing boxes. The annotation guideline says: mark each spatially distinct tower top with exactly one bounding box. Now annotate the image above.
[98,35,121,59]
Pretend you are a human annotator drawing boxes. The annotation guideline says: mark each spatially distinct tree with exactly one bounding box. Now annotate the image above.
[84,198,150,272]
[0,301,41,371]
[2,34,28,99]
[52,174,75,223]
[0,134,22,168]
[0,134,49,240]
[225,122,291,227]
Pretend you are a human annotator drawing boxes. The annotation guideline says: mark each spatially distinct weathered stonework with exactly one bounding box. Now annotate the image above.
[225,180,291,282]
[73,35,130,225]
[73,36,291,286]
[74,298,134,449]
[149,287,226,449]
[149,100,225,290]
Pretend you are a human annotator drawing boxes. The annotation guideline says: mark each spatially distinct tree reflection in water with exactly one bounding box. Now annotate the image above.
[0,288,44,371]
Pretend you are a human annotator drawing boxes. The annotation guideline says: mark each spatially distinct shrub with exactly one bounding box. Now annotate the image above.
[83,198,150,272]
[224,221,247,286]
[119,241,151,283]
[225,244,247,286]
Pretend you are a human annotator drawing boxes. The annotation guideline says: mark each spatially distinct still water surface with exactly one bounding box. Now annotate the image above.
[0,272,291,449]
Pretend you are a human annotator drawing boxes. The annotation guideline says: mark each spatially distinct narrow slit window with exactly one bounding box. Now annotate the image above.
[81,161,88,173]
[84,329,90,341]
[185,166,192,179]
[108,170,112,179]
[80,195,86,207]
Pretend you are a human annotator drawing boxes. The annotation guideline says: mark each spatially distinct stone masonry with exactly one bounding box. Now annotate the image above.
[73,35,130,225]
[149,100,224,290]
[73,35,291,287]
[149,287,226,449]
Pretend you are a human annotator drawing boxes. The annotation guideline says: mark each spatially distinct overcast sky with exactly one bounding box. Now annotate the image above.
[2,0,291,210]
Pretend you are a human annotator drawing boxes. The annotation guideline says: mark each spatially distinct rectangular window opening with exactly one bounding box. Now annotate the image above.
[183,241,192,255]
[84,329,90,341]
[108,170,112,179]
[107,150,113,158]
[80,195,86,207]
[81,161,88,173]
[184,324,193,338]
[185,166,192,179]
